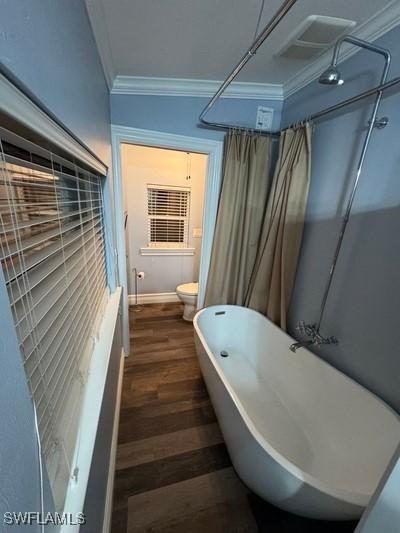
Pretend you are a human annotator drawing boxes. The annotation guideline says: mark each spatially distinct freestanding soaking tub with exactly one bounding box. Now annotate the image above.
[193,305,400,520]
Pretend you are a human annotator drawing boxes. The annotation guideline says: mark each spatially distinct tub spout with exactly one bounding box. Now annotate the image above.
[290,321,338,353]
[290,340,315,353]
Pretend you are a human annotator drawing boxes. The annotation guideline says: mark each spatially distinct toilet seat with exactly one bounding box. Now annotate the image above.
[176,282,198,296]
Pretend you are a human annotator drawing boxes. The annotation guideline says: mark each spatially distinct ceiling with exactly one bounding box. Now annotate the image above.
[86,0,399,95]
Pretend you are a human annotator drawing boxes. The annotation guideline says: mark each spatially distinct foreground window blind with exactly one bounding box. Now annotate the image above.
[147,185,190,247]
[0,127,109,510]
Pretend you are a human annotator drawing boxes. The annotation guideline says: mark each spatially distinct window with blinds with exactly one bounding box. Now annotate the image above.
[147,185,190,248]
[0,127,109,511]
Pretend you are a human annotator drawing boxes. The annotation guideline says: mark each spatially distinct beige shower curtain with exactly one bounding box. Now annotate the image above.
[245,124,312,330]
[204,132,273,306]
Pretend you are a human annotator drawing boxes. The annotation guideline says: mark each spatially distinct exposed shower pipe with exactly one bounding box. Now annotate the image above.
[323,35,391,83]
[316,36,391,333]
[291,36,392,352]
[300,75,398,125]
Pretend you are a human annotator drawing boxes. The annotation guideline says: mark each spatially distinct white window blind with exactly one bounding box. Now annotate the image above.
[0,127,109,511]
[147,185,190,247]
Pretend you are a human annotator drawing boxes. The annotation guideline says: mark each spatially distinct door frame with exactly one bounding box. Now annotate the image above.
[111,125,223,355]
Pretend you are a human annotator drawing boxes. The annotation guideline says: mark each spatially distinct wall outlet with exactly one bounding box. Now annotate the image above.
[256,106,274,130]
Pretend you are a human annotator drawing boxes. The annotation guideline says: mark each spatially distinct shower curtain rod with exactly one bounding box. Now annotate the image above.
[198,0,297,137]
[198,0,400,135]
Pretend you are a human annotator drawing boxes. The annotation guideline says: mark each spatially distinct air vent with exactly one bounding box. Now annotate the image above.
[277,15,356,60]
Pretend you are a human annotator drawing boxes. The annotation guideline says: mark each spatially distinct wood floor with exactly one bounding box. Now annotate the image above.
[111,303,358,533]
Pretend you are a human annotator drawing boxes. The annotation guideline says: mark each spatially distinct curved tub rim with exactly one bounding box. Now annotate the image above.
[193,304,400,508]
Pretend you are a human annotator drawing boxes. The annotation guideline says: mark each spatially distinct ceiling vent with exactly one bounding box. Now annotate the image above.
[277,15,356,60]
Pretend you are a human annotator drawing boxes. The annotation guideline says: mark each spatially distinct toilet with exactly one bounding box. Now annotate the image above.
[176,282,199,321]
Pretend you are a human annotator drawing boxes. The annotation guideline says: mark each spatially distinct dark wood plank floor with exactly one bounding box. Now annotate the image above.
[111,303,358,533]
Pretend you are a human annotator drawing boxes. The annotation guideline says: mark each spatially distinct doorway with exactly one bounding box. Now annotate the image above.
[121,144,207,307]
[111,126,223,355]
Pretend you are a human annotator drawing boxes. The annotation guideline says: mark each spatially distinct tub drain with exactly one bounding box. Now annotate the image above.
[220,350,229,358]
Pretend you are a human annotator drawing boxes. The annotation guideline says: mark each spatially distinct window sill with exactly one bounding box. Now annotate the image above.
[140,246,195,256]
[61,287,121,532]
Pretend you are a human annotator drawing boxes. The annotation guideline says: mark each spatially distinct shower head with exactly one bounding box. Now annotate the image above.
[318,65,344,86]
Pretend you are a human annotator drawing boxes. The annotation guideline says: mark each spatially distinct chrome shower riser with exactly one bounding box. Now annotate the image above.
[315,36,391,342]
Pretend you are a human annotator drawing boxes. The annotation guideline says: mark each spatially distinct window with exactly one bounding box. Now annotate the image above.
[147,185,190,248]
[0,127,108,511]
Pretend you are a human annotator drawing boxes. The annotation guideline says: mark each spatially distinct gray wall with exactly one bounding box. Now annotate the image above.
[0,0,112,525]
[282,25,400,413]
[111,94,282,140]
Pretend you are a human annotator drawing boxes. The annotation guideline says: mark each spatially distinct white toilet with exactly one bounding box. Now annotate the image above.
[176,282,199,321]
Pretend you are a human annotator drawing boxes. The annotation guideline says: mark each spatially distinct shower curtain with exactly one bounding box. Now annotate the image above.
[204,132,273,306]
[246,124,312,330]
[205,124,311,330]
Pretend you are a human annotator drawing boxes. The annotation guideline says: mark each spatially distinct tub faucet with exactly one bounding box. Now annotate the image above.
[290,339,316,353]
[290,321,338,353]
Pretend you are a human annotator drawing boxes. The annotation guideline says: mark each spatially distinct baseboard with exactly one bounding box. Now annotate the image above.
[128,292,180,305]
[102,349,125,533]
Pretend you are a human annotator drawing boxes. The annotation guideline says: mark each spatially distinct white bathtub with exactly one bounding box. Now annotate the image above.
[193,305,400,520]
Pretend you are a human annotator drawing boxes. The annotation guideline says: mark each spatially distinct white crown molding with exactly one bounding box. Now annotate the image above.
[283,0,400,98]
[85,0,115,90]
[87,0,399,100]
[111,76,284,100]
